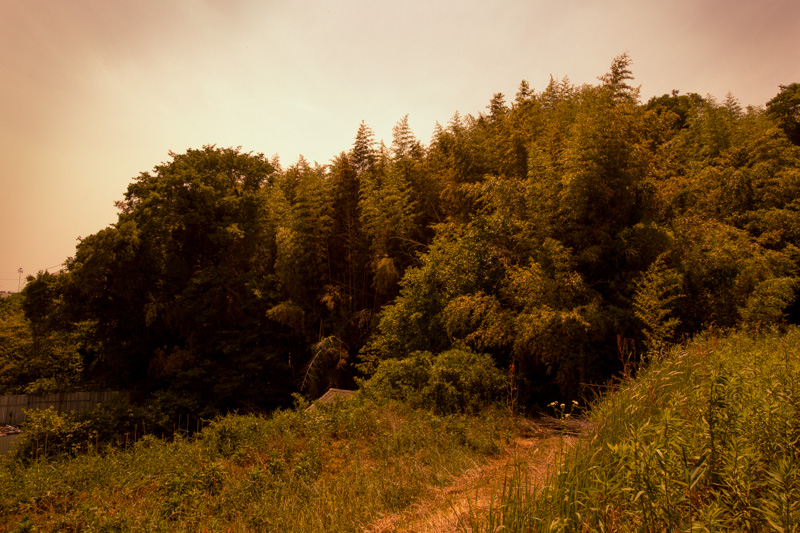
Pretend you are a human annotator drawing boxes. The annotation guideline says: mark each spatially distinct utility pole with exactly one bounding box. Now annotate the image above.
[17,268,23,292]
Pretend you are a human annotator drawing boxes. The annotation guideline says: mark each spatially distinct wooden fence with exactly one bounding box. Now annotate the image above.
[0,391,121,427]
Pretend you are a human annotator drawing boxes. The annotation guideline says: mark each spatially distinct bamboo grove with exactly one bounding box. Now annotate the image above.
[4,55,800,413]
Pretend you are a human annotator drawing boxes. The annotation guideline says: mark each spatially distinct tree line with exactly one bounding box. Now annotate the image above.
[3,55,800,413]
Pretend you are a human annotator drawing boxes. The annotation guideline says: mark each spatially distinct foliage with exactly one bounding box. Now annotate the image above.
[0,291,83,395]
[7,57,800,412]
[633,253,683,354]
[360,348,506,414]
[10,407,96,460]
[0,294,33,393]
[361,57,800,403]
[9,393,197,462]
[766,82,800,146]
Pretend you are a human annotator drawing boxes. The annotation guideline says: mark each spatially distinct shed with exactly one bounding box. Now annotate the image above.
[305,388,355,411]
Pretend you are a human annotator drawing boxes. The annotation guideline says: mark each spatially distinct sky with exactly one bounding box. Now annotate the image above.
[1,0,799,292]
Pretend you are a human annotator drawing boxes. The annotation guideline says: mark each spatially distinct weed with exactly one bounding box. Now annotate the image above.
[0,393,522,532]
[469,327,800,531]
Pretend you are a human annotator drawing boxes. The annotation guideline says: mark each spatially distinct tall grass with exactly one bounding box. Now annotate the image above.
[471,327,800,532]
[0,394,519,532]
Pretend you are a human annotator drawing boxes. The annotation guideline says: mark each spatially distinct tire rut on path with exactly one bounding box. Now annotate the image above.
[363,417,588,533]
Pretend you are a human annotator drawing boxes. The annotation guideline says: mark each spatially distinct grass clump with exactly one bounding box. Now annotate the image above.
[472,327,800,532]
[0,393,520,532]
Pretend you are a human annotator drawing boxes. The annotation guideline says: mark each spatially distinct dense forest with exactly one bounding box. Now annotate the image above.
[3,55,800,415]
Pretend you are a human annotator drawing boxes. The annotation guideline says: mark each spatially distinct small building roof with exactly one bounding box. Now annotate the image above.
[305,388,355,411]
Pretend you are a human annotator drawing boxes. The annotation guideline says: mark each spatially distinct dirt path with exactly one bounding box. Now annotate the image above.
[364,417,587,533]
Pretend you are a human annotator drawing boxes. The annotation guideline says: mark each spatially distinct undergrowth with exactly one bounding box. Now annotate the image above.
[467,327,800,532]
[0,394,519,532]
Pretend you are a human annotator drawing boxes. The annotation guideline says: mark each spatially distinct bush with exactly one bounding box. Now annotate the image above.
[11,408,96,460]
[360,351,433,403]
[362,348,505,413]
[10,392,196,462]
[200,414,270,459]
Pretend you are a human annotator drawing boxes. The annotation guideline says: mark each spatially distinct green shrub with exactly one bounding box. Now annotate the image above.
[360,351,433,404]
[362,348,505,413]
[426,348,506,413]
[200,413,269,459]
[10,392,195,462]
[11,407,96,460]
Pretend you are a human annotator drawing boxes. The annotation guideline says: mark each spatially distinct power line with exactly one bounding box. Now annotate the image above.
[3,265,66,278]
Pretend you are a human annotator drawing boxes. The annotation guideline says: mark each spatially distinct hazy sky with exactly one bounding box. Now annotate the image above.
[1,0,799,292]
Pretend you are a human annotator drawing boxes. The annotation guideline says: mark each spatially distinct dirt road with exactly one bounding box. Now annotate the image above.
[364,417,586,532]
